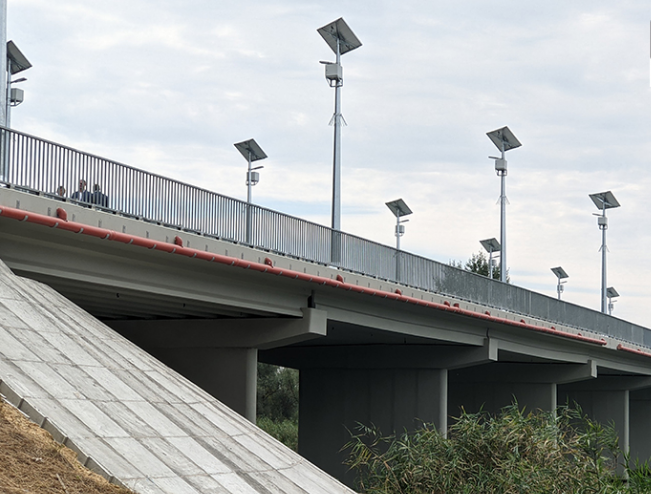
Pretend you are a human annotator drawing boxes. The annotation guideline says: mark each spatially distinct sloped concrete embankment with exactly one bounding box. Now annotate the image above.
[0,260,354,494]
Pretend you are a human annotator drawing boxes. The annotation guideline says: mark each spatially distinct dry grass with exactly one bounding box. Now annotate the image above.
[0,396,133,494]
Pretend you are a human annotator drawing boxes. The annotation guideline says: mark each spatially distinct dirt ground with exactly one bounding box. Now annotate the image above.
[0,396,133,494]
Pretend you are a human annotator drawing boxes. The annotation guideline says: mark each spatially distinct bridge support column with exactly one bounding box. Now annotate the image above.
[560,388,629,459]
[630,388,651,464]
[150,347,258,422]
[299,367,448,485]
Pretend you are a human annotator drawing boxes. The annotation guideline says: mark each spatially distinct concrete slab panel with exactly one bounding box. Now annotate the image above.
[211,472,262,494]
[80,436,148,480]
[166,436,233,475]
[26,397,95,441]
[8,327,72,364]
[105,436,178,478]
[0,325,41,361]
[14,361,85,399]
[145,369,214,405]
[83,366,145,401]
[94,401,159,438]
[141,437,206,476]
[148,476,203,494]
[183,475,232,494]
[123,400,187,437]
[60,399,130,438]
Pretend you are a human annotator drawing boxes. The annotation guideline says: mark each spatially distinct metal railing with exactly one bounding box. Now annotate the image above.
[1,126,650,347]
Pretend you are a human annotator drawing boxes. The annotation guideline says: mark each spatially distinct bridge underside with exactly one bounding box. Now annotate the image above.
[2,189,651,485]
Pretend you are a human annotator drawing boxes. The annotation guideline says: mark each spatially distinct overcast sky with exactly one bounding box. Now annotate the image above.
[6,0,651,325]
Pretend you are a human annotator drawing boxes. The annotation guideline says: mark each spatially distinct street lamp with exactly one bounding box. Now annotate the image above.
[589,191,620,314]
[386,198,412,281]
[480,238,501,280]
[386,199,412,251]
[486,126,521,283]
[551,266,569,301]
[317,17,362,233]
[2,40,31,181]
[234,138,267,204]
[234,138,267,244]
[6,41,31,128]
[606,286,619,316]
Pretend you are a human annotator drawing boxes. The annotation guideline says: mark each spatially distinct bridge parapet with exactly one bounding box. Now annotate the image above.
[0,127,649,348]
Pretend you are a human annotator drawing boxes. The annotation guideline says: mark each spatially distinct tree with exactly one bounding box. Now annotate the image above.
[257,363,299,450]
[452,251,508,282]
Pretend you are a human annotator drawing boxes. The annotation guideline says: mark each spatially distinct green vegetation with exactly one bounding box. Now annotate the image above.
[451,251,509,282]
[256,363,299,451]
[344,404,651,494]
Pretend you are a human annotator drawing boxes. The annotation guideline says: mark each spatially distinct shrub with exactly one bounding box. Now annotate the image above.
[343,404,649,494]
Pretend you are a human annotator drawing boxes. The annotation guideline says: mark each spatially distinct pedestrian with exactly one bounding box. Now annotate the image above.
[92,184,108,207]
[71,179,91,202]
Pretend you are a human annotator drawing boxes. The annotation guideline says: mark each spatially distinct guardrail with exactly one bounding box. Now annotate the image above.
[1,126,649,347]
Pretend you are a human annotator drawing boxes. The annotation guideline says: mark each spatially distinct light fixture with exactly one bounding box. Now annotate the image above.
[480,238,501,280]
[386,199,412,251]
[234,139,267,204]
[234,139,267,245]
[551,266,569,300]
[6,40,31,127]
[606,286,619,316]
[386,198,412,281]
[486,126,521,283]
[317,18,362,233]
[589,191,620,314]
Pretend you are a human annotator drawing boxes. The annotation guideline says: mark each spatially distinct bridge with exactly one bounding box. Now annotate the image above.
[1,126,651,484]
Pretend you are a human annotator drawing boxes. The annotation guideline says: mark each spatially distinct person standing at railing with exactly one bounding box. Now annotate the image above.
[92,184,108,207]
[56,185,66,198]
[71,179,91,203]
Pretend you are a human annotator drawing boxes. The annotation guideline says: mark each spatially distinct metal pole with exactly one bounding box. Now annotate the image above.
[499,144,507,283]
[557,280,562,300]
[395,211,400,281]
[246,151,252,204]
[0,0,6,127]
[331,38,342,232]
[600,203,607,313]
[246,151,252,244]
[488,248,493,280]
[395,211,401,251]
[0,1,7,182]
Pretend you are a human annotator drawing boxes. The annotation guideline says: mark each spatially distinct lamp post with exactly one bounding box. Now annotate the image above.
[317,17,362,233]
[234,139,267,244]
[386,198,412,281]
[480,238,500,280]
[2,40,31,182]
[589,191,620,314]
[606,286,619,316]
[551,266,569,301]
[486,126,521,283]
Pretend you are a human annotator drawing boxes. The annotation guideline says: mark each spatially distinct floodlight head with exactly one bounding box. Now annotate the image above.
[486,126,521,152]
[551,266,569,280]
[480,238,500,253]
[589,191,620,210]
[234,139,267,162]
[606,287,619,299]
[317,18,362,55]
[6,41,32,75]
[386,198,413,218]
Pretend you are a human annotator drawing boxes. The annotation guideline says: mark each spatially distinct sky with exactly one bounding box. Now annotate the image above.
[6,0,651,326]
